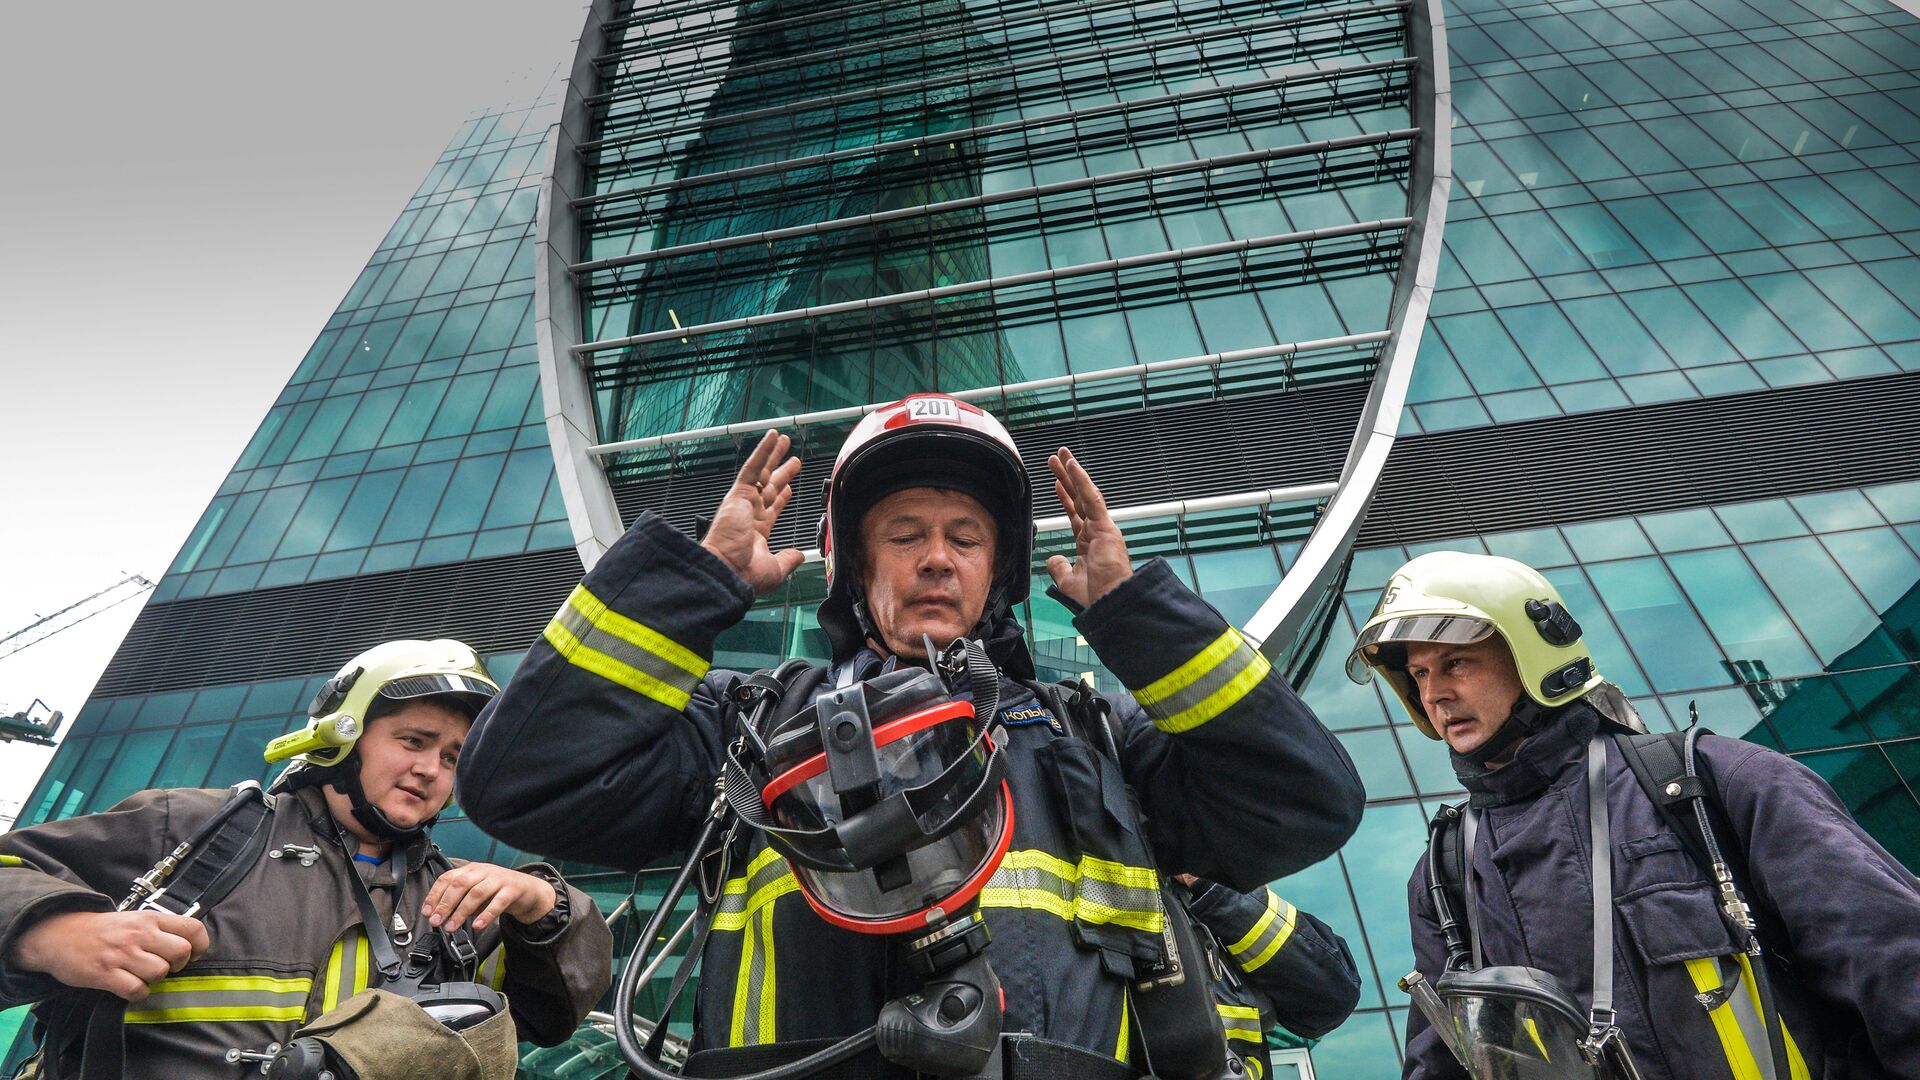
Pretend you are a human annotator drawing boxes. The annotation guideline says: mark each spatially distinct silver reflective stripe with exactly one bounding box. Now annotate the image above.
[1724,956,1780,1080]
[551,602,703,699]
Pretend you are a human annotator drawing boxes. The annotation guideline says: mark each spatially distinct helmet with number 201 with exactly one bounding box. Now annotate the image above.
[815,394,1032,661]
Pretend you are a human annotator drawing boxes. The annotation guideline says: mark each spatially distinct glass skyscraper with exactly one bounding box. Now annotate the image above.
[9,0,1920,1074]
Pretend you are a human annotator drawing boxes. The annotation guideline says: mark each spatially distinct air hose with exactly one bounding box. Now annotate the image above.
[612,808,880,1079]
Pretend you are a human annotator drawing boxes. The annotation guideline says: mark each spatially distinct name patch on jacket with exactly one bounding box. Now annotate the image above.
[999,702,1065,736]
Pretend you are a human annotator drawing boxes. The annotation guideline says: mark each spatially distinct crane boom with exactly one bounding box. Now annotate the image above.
[0,574,155,661]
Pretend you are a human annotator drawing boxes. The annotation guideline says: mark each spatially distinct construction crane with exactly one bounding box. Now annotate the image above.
[0,698,63,746]
[0,574,154,662]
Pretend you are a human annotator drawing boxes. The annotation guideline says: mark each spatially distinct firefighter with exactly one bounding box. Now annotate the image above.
[458,393,1364,1077]
[1349,551,1920,1080]
[0,639,612,1080]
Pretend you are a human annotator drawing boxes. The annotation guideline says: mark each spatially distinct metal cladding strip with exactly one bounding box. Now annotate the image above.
[572,130,1418,275]
[573,219,1411,356]
[539,0,631,569]
[1243,0,1452,657]
[571,56,1415,211]
[593,0,1359,102]
[582,0,1411,152]
[790,483,1342,564]
[588,333,1388,456]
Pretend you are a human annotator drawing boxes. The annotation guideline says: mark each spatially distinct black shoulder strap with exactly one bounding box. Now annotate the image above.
[1611,730,1792,965]
[141,786,276,918]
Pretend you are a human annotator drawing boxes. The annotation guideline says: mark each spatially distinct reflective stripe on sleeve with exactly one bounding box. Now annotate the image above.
[1683,954,1810,1080]
[1217,1003,1265,1045]
[978,850,1164,933]
[0,855,24,867]
[125,974,313,1024]
[1131,628,1271,733]
[543,584,709,710]
[1226,891,1298,973]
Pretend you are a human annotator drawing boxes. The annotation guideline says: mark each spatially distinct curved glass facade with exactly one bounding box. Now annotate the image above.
[154,94,573,604]
[1405,0,1920,432]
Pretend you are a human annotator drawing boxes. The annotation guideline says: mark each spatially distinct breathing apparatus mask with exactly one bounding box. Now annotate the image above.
[615,637,1015,1080]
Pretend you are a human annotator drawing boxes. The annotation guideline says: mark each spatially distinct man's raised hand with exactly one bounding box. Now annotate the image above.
[1045,447,1134,608]
[702,430,807,595]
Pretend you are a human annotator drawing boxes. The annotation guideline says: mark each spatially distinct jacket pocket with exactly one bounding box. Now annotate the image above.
[1616,880,1737,966]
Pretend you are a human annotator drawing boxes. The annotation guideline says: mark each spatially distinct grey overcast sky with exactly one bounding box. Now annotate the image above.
[0,2,588,813]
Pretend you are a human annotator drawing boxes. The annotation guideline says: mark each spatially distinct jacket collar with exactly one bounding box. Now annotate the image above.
[830,609,1036,686]
[1454,700,1601,808]
[293,784,436,873]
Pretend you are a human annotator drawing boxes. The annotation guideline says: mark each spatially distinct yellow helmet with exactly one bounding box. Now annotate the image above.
[1346,552,1600,739]
[265,639,499,767]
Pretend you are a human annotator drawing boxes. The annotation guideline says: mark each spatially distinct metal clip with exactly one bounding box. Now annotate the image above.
[269,844,322,867]
[391,909,414,948]
[226,1042,282,1074]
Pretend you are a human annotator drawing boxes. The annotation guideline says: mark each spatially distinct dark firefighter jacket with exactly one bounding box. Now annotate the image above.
[1186,879,1360,1078]
[0,784,612,1079]
[458,511,1363,1062]
[1403,702,1920,1080]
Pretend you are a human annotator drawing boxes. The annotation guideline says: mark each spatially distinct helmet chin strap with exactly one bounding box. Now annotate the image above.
[1458,695,1554,767]
[326,755,436,845]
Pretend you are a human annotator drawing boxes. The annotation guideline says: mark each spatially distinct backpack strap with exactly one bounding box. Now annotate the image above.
[1610,730,1792,968]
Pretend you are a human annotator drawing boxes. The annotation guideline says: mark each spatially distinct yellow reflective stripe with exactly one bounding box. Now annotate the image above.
[730,898,782,1046]
[1131,629,1271,734]
[1735,954,1810,1080]
[323,938,345,1014]
[566,585,708,677]
[0,855,24,866]
[979,850,1164,933]
[146,975,309,994]
[125,973,314,1024]
[712,847,801,933]
[757,901,778,1044]
[322,929,370,1015]
[478,947,508,991]
[125,1005,308,1024]
[1237,895,1298,973]
[1217,1003,1265,1045]
[1686,958,1760,1080]
[1685,956,1810,1080]
[544,618,695,712]
[1135,629,1244,706]
[1115,992,1131,1063]
[730,918,755,1047]
[544,585,708,710]
[1524,1017,1552,1061]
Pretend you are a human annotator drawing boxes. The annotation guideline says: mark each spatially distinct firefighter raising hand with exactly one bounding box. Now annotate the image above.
[1045,447,1134,608]
[703,429,807,595]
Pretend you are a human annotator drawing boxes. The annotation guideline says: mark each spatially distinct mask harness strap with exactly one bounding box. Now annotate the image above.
[1459,808,1484,973]
[1585,734,1624,1058]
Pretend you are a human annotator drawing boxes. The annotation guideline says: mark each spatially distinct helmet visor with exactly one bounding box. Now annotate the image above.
[1347,615,1496,684]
